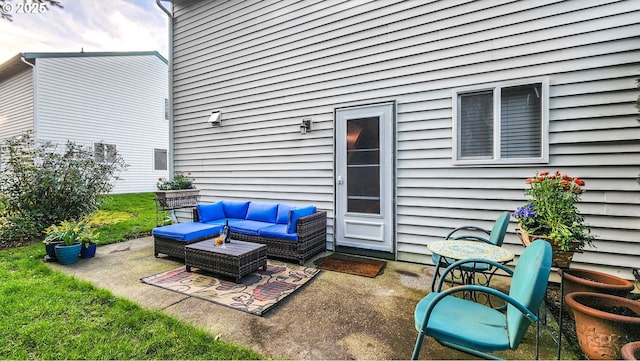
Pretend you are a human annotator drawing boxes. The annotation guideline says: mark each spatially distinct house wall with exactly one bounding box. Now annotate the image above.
[33,54,169,193]
[171,0,640,278]
[0,68,33,141]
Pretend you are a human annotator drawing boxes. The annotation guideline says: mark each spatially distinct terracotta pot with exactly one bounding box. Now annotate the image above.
[565,292,640,360]
[560,268,634,318]
[561,268,634,296]
[622,341,640,360]
[518,226,578,268]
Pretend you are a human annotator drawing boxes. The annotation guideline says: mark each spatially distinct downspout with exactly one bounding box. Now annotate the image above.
[20,54,36,139]
[156,0,174,175]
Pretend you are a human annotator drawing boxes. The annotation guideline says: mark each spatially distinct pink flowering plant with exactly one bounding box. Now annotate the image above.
[513,170,594,251]
[157,171,195,190]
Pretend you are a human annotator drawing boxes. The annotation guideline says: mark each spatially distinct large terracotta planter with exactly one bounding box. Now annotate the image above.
[518,226,578,268]
[560,268,634,318]
[565,292,640,360]
[561,268,634,296]
[622,341,640,360]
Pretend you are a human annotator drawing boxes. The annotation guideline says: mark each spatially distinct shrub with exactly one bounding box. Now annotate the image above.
[0,132,126,243]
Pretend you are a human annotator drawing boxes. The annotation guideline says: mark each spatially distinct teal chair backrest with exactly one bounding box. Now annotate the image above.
[487,211,510,247]
[506,239,552,348]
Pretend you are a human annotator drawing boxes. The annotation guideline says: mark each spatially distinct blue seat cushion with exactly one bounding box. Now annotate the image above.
[197,202,225,223]
[414,293,509,352]
[222,201,250,219]
[230,220,273,236]
[152,222,219,242]
[258,224,298,241]
[245,202,278,223]
[287,206,316,234]
[276,204,295,224]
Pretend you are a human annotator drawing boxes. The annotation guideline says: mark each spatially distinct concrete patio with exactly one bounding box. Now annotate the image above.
[48,236,573,360]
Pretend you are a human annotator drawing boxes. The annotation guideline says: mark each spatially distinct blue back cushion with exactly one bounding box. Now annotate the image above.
[276,204,295,224]
[287,206,316,234]
[245,202,278,223]
[222,201,250,219]
[197,202,225,223]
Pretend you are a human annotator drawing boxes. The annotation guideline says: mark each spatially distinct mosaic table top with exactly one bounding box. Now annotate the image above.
[428,240,514,263]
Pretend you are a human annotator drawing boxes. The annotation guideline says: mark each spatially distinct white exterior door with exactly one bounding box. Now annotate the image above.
[335,103,394,253]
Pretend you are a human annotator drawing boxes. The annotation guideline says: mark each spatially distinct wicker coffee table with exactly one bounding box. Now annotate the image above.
[185,240,267,282]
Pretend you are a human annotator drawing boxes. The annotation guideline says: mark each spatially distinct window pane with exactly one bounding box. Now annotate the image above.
[105,144,117,162]
[501,84,542,158]
[459,91,493,158]
[346,117,380,214]
[154,148,167,170]
[94,143,105,163]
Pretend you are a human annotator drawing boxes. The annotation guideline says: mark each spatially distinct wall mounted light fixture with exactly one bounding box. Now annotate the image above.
[208,111,222,126]
[300,117,312,134]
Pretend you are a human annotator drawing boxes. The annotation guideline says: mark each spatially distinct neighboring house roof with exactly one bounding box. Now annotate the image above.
[0,51,167,82]
[0,54,33,82]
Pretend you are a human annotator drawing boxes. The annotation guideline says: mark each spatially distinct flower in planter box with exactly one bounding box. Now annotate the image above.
[156,171,195,190]
[512,170,595,251]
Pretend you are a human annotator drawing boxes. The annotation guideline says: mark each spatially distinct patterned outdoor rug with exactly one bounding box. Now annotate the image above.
[141,260,320,316]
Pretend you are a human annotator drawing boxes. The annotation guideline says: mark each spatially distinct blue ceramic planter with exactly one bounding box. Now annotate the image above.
[45,241,64,260]
[80,243,97,259]
[54,243,81,265]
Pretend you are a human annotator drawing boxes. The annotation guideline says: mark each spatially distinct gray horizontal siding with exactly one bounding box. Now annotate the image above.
[172,0,640,277]
[0,69,33,141]
[34,55,169,193]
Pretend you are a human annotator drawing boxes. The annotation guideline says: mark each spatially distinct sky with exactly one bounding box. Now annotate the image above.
[0,0,169,64]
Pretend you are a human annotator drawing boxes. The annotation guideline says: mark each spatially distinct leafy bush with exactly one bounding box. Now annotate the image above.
[0,132,126,243]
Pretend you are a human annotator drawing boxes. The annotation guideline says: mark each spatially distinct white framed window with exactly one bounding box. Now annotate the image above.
[452,78,549,165]
[154,148,167,170]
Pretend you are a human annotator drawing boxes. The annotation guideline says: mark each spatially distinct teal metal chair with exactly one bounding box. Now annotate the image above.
[430,211,511,291]
[413,239,552,360]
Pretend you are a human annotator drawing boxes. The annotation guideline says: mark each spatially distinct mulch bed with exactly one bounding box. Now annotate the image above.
[0,239,37,252]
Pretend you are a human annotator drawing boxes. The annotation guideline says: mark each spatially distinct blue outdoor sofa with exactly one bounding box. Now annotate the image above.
[152,200,327,265]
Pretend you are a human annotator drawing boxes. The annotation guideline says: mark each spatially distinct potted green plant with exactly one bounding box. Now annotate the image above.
[80,225,99,259]
[512,170,595,268]
[44,220,97,265]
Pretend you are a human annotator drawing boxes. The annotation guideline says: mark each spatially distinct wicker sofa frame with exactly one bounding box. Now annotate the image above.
[154,234,210,260]
[193,208,327,265]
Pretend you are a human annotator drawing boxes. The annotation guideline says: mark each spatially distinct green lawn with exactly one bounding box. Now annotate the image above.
[0,193,262,360]
[90,192,162,244]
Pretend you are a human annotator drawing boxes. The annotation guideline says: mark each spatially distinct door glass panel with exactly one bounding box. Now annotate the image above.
[346,117,380,214]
